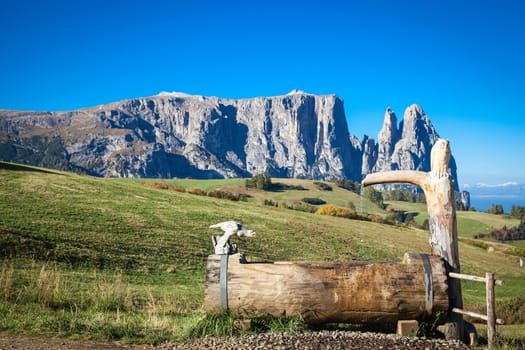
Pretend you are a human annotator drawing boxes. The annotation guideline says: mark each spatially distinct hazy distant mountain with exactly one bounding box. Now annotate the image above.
[0,91,459,189]
[462,181,525,212]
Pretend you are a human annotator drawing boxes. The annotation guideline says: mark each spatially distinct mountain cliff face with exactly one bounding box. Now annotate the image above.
[0,91,357,180]
[0,91,459,190]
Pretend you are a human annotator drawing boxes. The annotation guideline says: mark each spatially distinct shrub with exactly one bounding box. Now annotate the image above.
[364,187,384,208]
[208,190,239,201]
[301,197,326,205]
[334,180,361,194]
[315,205,390,224]
[238,194,251,202]
[290,201,317,213]
[316,205,360,219]
[263,199,278,207]
[142,182,186,193]
[142,181,169,190]
[511,205,525,219]
[488,203,504,215]
[170,185,186,193]
[368,214,391,225]
[188,188,206,196]
[488,223,525,241]
[245,174,272,190]
[497,295,525,324]
[386,206,417,224]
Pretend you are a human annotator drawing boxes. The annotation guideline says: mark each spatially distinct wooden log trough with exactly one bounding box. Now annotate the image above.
[204,139,470,341]
[205,252,449,324]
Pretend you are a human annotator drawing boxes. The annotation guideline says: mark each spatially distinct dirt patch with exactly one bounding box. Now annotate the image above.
[0,335,154,350]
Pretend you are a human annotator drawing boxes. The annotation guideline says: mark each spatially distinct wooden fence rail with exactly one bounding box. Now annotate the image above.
[448,272,504,350]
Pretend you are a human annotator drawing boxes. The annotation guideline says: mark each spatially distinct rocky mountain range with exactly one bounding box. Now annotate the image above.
[0,90,459,192]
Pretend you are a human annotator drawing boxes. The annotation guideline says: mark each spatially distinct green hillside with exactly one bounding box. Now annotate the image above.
[0,161,523,343]
[385,200,520,237]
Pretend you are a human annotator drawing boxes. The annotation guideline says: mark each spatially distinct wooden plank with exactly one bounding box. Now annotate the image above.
[448,272,505,286]
[448,272,485,283]
[205,253,449,324]
[451,308,504,325]
[486,273,496,350]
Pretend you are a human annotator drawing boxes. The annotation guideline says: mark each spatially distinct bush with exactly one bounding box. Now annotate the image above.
[316,205,360,220]
[497,295,525,324]
[208,190,239,201]
[142,181,170,190]
[301,197,326,205]
[384,206,421,227]
[511,205,525,219]
[142,182,186,193]
[315,205,391,224]
[369,215,391,225]
[334,180,361,194]
[364,187,384,208]
[170,185,186,193]
[238,194,251,202]
[488,203,504,215]
[245,174,272,190]
[188,188,206,196]
[263,199,278,207]
[279,201,317,213]
[487,222,525,242]
[290,202,317,213]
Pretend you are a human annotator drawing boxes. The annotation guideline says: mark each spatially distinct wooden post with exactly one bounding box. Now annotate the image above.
[362,139,464,341]
[205,253,449,324]
[486,272,496,350]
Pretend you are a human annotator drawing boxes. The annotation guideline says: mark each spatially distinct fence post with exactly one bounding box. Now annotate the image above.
[486,272,496,349]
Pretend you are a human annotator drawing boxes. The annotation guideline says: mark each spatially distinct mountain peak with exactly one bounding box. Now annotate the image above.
[156,91,195,98]
[286,89,309,95]
[404,104,426,120]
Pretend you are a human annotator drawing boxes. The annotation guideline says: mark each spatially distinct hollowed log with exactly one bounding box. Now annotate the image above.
[205,253,448,324]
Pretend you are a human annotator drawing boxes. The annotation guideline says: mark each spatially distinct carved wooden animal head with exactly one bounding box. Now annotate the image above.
[430,139,451,178]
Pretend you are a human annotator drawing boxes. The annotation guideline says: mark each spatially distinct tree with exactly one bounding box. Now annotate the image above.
[487,204,504,215]
[518,217,525,239]
[335,180,361,194]
[245,174,272,190]
[511,205,525,219]
[364,187,383,208]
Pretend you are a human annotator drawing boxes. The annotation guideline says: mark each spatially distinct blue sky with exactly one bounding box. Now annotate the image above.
[1,0,524,192]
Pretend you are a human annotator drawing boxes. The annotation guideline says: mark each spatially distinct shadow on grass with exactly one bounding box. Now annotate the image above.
[0,161,61,175]
[265,182,308,192]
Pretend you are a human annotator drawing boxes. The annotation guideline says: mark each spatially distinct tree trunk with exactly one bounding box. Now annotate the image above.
[362,166,464,340]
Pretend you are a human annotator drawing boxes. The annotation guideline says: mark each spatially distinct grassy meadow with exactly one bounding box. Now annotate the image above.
[0,161,523,345]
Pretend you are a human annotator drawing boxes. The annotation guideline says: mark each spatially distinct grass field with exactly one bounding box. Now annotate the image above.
[0,161,523,345]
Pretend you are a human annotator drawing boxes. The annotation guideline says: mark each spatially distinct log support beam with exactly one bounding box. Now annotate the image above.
[362,139,464,341]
